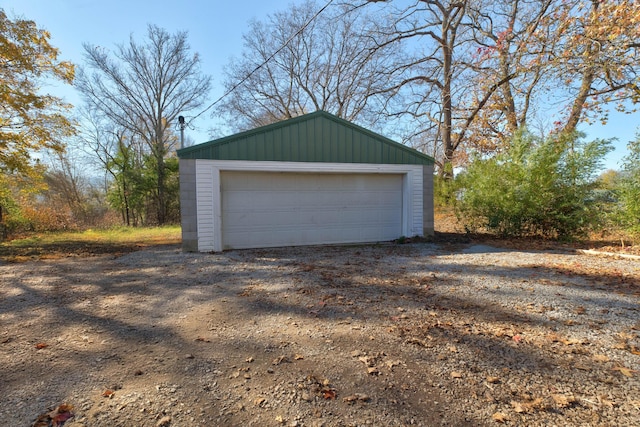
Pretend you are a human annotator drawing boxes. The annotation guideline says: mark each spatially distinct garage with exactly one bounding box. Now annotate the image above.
[221,171,403,249]
[177,111,434,252]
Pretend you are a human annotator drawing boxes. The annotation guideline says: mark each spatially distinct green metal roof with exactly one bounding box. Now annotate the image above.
[177,111,434,165]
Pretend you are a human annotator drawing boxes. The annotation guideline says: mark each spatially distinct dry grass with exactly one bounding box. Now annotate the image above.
[0,226,181,261]
[434,207,640,255]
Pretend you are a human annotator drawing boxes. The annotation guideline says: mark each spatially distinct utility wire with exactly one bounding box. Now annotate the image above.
[186,0,335,128]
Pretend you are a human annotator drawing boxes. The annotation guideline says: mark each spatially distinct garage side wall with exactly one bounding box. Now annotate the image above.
[423,164,435,236]
[195,160,220,252]
[179,159,198,252]
[186,160,426,252]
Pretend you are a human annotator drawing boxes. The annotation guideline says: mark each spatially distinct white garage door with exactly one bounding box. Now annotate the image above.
[221,171,403,249]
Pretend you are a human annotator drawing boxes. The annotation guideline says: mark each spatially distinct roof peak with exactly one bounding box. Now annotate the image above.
[178,111,434,165]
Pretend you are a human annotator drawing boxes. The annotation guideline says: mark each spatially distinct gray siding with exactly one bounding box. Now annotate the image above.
[423,164,435,236]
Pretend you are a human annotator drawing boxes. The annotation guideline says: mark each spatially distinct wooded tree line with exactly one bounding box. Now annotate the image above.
[1,11,210,231]
[220,0,640,175]
[1,1,639,238]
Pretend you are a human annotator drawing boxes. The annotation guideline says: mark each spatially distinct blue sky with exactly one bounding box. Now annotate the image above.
[4,0,638,170]
[4,0,292,144]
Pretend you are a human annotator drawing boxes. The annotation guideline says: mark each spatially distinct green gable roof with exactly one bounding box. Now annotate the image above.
[177,111,434,165]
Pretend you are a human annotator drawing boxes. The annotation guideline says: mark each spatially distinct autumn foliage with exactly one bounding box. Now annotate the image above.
[0,9,75,175]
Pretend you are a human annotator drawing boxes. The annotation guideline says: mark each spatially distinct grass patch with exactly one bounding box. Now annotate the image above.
[0,226,181,261]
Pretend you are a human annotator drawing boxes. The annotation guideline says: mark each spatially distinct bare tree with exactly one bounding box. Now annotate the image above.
[218,0,397,132]
[353,0,640,175]
[75,108,144,225]
[463,0,556,150]
[467,0,640,141]
[551,0,640,135]
[76,25,212,224]
[43,150,109,227]
[355,0,473,176]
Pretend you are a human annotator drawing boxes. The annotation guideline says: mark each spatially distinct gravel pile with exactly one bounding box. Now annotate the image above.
[0,243,638,426]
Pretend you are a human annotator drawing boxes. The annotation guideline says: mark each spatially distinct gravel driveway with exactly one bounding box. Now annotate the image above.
[1,242,638,426]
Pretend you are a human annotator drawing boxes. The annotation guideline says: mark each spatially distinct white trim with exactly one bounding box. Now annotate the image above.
[195,160,424,252]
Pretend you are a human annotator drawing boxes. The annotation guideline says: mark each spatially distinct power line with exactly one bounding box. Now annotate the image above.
[186,0,335,128]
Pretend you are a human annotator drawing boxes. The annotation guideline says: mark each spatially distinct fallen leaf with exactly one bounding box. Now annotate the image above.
[343,393,370,403]
[618,332,635,340]
[547,333,560,343]
[51,404,74,427]
[561,337,582,345]
[511,400,526,413]
[358,355,376,367]
[491,412,509,423]
[385,359,403,370]
[598,395,617,408]
[552,393,576,408]
[322,389,337,400]
[511,398,544,413]
[592,354,610,362]
[612,366,636,377]
[35,343,48,350]
[272,356,290,365]
[356,393,370,402]
[343,394,358,403]
[33,404,75,427]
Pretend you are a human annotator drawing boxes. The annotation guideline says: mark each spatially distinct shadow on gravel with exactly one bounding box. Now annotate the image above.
[1,242,637,426]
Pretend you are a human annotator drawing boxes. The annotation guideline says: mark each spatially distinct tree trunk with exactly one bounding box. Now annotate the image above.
[441,7,455,180]
[562,68,596,135]
[561,0,600,136]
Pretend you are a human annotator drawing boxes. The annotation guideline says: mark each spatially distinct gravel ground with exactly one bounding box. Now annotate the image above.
[1,242,638,426]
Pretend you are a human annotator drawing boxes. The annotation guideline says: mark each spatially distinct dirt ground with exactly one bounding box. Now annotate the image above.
[1,234,639,427]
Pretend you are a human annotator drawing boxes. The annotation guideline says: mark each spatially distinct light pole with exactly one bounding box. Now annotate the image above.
[178,115,185,149]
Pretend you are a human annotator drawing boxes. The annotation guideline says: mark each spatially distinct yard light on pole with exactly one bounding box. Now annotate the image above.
[178,115,185,149]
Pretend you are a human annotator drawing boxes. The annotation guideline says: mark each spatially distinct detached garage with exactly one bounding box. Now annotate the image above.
[177,111,434,252]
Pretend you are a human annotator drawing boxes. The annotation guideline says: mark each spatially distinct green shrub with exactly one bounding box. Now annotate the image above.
[434,174,456,208]
[455,131,612,239]
[617,137,640,236]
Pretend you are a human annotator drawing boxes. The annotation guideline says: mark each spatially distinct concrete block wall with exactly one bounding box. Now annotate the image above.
[179,159,199,252]
[423,164,435,236]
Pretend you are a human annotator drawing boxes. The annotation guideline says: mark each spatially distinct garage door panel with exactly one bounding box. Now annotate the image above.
[221,171,403,249]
